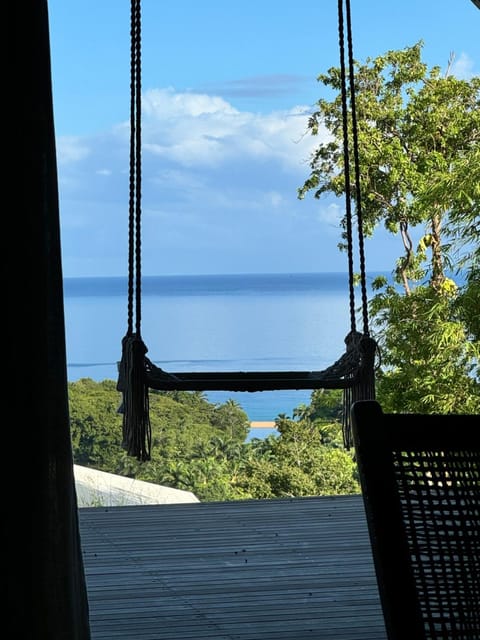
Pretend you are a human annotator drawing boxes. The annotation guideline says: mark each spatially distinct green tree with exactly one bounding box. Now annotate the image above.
[69,379,360,501]
[238,415,359,498]
[68,378,124,468]
[370,283,479,413]
[306,389,345,447]
[210,398,250,442]
[69,380,254,500]
[299,42,480,413]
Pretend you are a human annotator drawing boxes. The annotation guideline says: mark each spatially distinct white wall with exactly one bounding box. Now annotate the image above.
[74,465,199,507]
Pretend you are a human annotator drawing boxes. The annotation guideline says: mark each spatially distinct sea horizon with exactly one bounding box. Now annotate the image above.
[63,270,386,295]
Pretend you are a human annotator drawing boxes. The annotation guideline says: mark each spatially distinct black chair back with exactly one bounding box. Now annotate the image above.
[351,400,480,640]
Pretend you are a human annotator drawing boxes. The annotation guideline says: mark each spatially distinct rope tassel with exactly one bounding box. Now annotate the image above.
[117,333,151,461]
[342,334,378,449]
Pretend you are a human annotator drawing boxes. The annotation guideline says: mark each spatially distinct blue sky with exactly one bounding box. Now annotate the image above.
[48,0,479,277]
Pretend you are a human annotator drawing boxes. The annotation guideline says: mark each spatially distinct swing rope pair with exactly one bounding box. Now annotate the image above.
[117,0,378,460]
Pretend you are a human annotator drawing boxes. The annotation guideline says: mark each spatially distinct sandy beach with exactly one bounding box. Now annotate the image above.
[250,420,276,428]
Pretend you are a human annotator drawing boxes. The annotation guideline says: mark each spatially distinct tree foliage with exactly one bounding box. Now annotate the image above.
[68,379,357,502]
[299,41,480,413]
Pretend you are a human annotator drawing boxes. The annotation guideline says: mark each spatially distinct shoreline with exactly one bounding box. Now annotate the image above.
[250,420,276,429]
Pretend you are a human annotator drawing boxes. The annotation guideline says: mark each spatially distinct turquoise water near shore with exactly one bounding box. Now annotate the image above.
[64,272,382,438]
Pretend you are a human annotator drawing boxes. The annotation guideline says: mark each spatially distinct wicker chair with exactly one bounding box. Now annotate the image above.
[350,400,480,640]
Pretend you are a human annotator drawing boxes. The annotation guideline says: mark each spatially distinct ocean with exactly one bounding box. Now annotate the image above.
[63,272,379,440]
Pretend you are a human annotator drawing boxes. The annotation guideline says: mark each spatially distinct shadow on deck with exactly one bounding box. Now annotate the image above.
[78,494,387,640]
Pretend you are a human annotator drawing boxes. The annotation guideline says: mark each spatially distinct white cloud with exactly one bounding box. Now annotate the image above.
[318,202,343,228]
[143,87,237,118]
[57,88,328,180]
[57,87,341,276]
[450,52,477,79]
[140,87,324,171]
[56,136,91,164]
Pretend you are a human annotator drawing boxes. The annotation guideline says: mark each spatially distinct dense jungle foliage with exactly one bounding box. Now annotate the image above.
[69,379,358,502]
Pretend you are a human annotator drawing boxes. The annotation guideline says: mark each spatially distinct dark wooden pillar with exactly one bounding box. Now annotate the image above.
[6,2,91,638]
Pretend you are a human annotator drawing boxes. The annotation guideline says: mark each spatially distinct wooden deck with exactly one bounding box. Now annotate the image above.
[78,494,387,639]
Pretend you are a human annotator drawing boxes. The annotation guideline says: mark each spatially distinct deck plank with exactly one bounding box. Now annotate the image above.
[79,494,387,639]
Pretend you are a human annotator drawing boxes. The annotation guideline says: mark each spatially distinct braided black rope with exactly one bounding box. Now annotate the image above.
[126,0,137,337]
[117,0,151,462]
[345,0,369,336]
[337,0,377,447]
[133,0,142,337]
[337,0,357,335]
